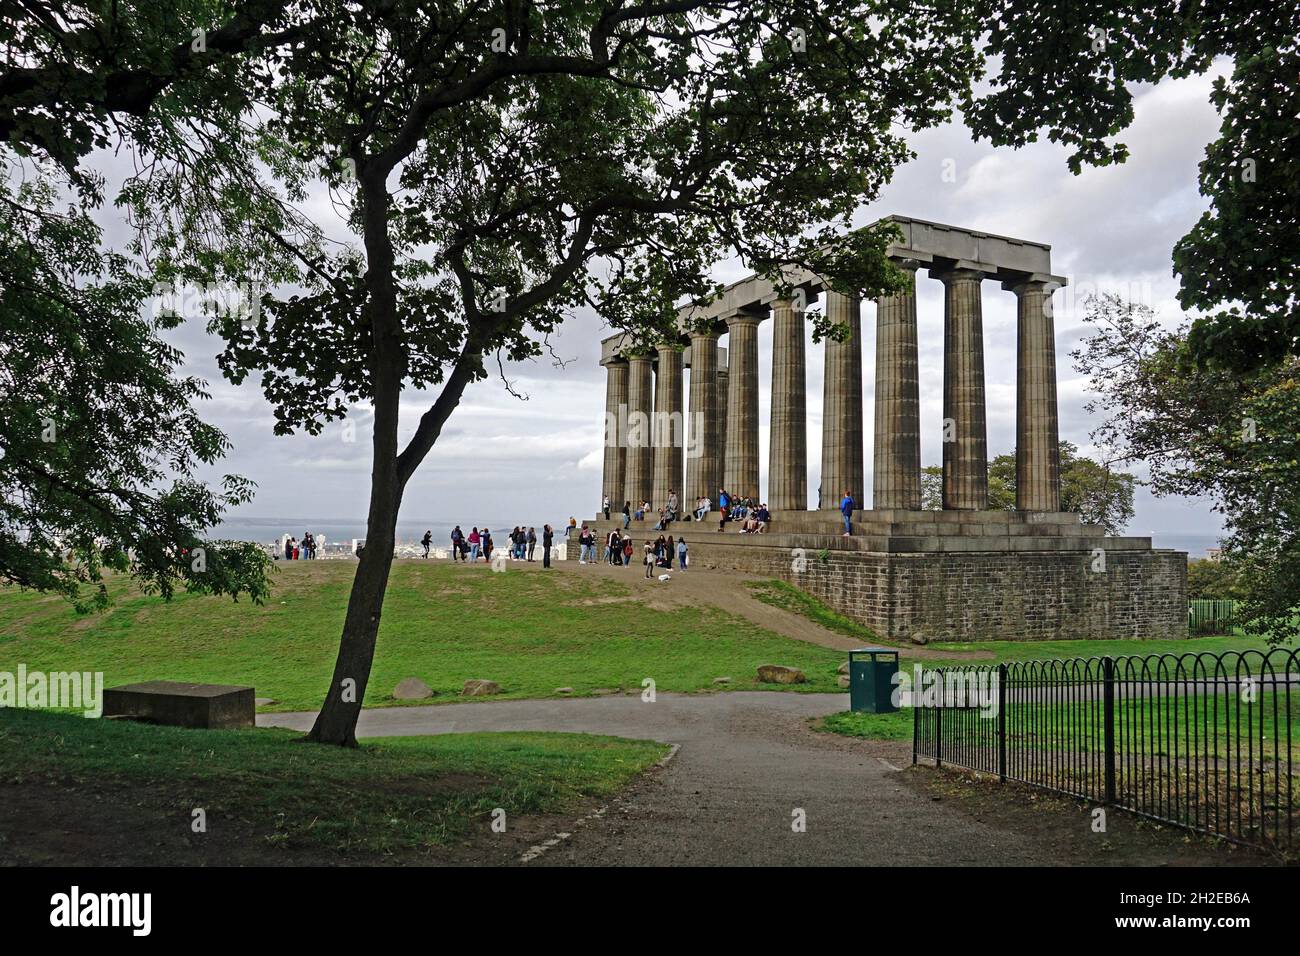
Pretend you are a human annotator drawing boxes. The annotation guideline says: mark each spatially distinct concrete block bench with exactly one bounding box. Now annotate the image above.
[102,681,256,729]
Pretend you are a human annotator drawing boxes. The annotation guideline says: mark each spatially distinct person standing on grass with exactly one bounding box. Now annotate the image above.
[623,538,634,566]
[450,525,463,560]
[468,526,481,562]
[527,527,537,561]
[643,540,655,578]
[840,489,855,537]
[421,529,432,558]
[542,524,554,568]
[677,537,688,571]
[666,534,675,568]
[483,528,494,561]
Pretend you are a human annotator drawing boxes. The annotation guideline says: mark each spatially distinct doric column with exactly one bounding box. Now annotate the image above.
[715,366,729,503]
[622,353,654,508]
[820,291,863,509]
[651,345,684,511]
[1009,278,1062,512]
[768,297,807,510]
[723,313,760,500]
[601,358,628,507]
[685,331,720,507]
[934,267,989,510]
[873,264,922,510]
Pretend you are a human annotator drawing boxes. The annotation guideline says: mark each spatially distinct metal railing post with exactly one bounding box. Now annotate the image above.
[1103,656,1117,805]
[911,694,919,765]
[997,663,1007,783]
[935,696,943,768]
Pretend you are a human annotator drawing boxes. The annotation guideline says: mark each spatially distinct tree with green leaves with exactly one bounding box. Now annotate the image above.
[0,2,307,608]
[1073,293,1299,645]
[919,442,1135,534]
[965,1,1300,371]
[1186,558,1244,601]
[197,0,991,745]
[8,1,1298,742]
[0,166,271,610]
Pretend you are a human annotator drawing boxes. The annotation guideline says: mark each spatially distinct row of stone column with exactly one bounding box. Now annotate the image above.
[602,264,1060,513]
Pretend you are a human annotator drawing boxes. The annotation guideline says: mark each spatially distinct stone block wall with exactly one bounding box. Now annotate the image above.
[666,538,1187,643]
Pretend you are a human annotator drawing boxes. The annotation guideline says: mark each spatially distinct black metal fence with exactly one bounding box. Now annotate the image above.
[1188,599,1245,636]
[912,649,1298,853]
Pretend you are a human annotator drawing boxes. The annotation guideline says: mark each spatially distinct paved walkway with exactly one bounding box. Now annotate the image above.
[262,692,1053,865]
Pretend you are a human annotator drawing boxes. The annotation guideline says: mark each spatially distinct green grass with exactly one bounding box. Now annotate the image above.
[818,693,1300,761]
[747,578,1283,668]
[0,708,667,855]
[0,562,845,711]
[1000,691,1300,760]
[816,709,913,741]
[747,579,884,644]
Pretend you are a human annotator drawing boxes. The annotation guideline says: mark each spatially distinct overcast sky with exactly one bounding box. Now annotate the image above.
[147,67,1229,543]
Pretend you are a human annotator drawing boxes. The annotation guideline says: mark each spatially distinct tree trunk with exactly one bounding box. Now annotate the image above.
[305,483,401,745]
[307,161,406,745]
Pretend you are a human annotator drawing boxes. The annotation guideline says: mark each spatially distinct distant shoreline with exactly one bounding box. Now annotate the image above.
[213,516,1224,560]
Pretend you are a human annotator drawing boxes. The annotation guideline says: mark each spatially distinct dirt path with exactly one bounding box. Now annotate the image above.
[261,693,1256,866]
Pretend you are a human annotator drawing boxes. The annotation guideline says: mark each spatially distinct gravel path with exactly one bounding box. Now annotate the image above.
[261,692,1053,865]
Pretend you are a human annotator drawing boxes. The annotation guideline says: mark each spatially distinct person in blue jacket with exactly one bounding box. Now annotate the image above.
[840,489,855,536]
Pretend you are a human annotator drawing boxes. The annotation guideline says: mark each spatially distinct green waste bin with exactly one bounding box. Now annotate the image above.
[848,648,900,713]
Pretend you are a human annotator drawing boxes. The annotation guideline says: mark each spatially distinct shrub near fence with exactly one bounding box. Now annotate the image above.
[912,649,1299,853]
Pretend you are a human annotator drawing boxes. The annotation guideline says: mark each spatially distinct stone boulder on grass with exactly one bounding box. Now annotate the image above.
[756,664,806,685]
[393,677,433,700]
[462,679,502,697]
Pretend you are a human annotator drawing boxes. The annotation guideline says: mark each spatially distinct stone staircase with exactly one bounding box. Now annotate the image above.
[581,508,1154,554]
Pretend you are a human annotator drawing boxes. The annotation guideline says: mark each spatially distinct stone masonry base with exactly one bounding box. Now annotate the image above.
[576,527,1188,642]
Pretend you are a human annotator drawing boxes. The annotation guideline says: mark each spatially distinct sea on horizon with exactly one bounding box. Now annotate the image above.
[214,515,1226,559]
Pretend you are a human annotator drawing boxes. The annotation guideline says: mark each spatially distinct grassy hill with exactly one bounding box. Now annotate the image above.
[0,561,845,711]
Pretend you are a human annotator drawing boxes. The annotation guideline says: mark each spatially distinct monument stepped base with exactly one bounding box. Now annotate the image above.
[579,510,1187,643]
